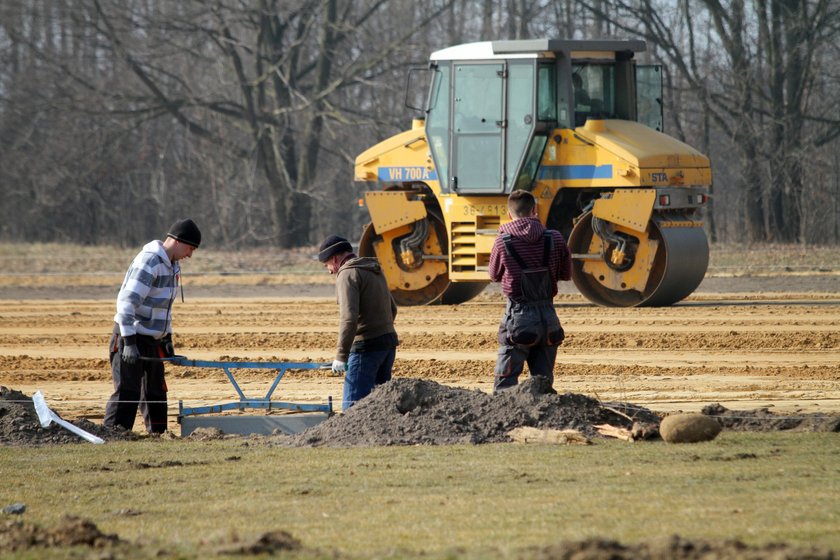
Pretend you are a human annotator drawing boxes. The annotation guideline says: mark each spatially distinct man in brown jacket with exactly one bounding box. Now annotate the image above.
[318,235,399,410]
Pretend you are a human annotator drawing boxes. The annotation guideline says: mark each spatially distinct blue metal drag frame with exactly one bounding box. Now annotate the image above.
[145,356,333,420]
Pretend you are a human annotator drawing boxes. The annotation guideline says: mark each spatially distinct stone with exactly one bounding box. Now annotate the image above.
[2,503,26,515]
[660,413,722,443]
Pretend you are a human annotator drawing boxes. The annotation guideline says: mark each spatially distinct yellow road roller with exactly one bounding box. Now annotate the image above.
[354,39,711,307]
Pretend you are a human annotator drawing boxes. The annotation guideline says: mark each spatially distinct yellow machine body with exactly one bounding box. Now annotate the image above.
[353,39,712,307]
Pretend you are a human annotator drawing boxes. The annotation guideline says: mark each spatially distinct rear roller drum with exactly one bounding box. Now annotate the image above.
[568,211,708,307]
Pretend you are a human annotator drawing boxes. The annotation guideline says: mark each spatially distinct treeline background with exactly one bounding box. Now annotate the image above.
[1,0,839,250]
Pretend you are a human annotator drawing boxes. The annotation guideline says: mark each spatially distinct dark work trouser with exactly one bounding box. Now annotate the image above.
[104,326,168,433]
[493,300,563,392]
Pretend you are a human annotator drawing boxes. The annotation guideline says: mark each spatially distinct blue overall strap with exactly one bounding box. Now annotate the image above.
[502,231,553,268]
[541,231,553,267]
[501,233,528,269]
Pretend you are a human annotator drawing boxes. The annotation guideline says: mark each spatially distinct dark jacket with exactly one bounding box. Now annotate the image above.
[335,256,398,362]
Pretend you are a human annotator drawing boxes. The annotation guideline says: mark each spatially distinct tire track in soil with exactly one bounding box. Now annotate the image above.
[2,330,838,352]
[1,294,839,419]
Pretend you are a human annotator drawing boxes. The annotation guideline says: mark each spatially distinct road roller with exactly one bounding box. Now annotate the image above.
[353,39,711,307]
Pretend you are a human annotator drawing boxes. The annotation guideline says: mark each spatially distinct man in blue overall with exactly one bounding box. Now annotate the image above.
[488,190,572,392]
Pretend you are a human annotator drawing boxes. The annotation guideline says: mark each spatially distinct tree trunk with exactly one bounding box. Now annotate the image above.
[289,0,338,246]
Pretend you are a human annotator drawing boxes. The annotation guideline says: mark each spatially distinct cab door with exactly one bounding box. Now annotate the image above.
[451,63,505,193]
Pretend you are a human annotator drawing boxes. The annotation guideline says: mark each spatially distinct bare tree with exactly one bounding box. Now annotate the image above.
[2,0,839,246]
[0,0,454,247]
[581,0,840,243]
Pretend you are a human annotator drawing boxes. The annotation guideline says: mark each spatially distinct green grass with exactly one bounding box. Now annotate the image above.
[1,432,839,558]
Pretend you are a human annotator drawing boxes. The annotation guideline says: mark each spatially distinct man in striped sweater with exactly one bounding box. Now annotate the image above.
[488,191,572,392]
[104,218,201,433]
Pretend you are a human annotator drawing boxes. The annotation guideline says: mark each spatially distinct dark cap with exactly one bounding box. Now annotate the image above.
[167,218,202,248]
[318,234,352,262]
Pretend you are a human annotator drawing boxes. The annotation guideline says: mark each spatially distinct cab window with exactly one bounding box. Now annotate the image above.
[572,63,616,126]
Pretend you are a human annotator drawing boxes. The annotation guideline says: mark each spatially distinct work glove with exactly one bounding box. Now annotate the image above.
[161,333,175,358]
[121,335,140,365]
[331,360,347,374]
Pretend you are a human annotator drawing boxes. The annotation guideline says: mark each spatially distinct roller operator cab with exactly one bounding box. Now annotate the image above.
[354,39,711,307]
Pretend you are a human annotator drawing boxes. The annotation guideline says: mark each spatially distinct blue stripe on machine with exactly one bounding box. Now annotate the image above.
[538,164,613,180]
[378,167,439,182]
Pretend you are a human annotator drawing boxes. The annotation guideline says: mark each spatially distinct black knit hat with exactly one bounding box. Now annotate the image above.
[167,218,202,248]
[318,234,352,262]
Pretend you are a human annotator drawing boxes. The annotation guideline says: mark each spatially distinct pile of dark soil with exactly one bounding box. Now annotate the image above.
[0,516,120,552]
[0,516,305,557]
[526,534,837,560]
[215,529,302,555]
[286,376,660,447]
[702,403,840,432]
[2,517,834,559]
[0,386,136,446]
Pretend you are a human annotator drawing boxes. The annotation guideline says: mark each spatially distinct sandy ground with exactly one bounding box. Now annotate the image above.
[1,274,838,433]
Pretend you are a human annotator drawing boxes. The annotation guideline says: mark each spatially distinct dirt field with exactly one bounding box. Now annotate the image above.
[1,249,839,558]
[1,270,838,434]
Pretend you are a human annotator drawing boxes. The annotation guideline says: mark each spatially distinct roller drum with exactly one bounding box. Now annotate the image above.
[570,212,708,307]
[358,215,451,306]
[640,221,708,306]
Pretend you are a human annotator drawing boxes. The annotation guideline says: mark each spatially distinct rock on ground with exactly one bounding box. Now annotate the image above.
[660,413,722,443]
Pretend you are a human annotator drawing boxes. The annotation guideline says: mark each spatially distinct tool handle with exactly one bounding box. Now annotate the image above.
[139,355,188,363]
[52,415,105,444]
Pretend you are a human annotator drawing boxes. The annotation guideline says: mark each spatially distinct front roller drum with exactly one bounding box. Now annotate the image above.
[437,281,488,305]
[569,211,709,307]
[359,217,450,306]
[359,210,489,306]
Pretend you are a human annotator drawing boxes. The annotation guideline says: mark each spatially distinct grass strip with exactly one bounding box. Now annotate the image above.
[1,431,839,558]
